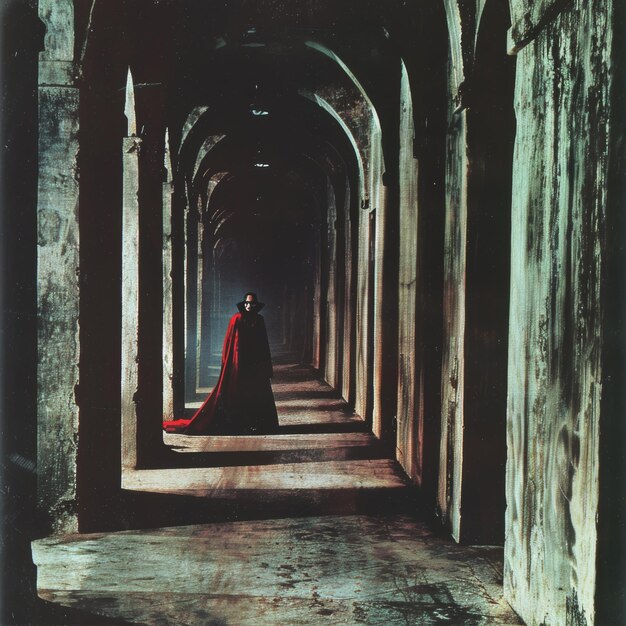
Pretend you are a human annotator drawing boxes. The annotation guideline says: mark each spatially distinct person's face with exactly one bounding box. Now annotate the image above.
[244,295,256,312]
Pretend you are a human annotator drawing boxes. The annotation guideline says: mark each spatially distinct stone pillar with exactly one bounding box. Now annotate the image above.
[121,70,141,469]
[354,203,370,420]
[324,176,338,387]
[311,224,322,370]
[210,259,220,375]
[37,0,80,534]
[195,202,205,390]
[369,121,388,439]
[197,223,213,389]
[184,198,199,400]
[504,1,613,623]
[438,106,467,543]
[341,182,355,405]
[396,62,420,480]
[170,182,187,417]
[437,0,473,543]
[162,130,174,421]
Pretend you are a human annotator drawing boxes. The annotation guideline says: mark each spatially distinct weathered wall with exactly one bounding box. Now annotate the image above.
[508,0,569,52]
[184,199,198,398]
[438,0,468,539]
[438,105,467,543]
[121,72,141,470]
[370,128,391,440]
[37,0,80,534]
[120,132,142,469]
[324,176,339,388]
[162,133,175,420]
[341,179,356,406]
[396,63,420,480]
[504,0,613,623]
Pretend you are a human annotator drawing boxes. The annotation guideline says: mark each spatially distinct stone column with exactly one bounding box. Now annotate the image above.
[341,182,355,405]
[162,130,175,421]
[435,0,514,548]
[437,0,472,543]
[311,224,322,370]
[369,121,388,439]
[121,70,141,469]
[198,222,213,388]
[505,1,614,623]
[184,198,200,399]
[37,0,80,534]
[354,203,370,420]
[396,62,420,480]
[171,185,187,417]
[324,177,338,388]
[195,202,205,390]
[437,106,467,543]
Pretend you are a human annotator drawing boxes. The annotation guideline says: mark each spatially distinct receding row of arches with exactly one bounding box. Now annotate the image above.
[7,0,620,623]
[31,0,516,542]
[111,2,515,551]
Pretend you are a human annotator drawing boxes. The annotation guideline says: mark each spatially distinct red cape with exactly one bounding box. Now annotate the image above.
[163,312,277,435]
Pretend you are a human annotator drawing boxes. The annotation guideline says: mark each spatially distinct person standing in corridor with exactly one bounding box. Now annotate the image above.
[163,292,279,435]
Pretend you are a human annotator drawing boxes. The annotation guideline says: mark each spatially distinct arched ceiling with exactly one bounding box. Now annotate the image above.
[165,13,401,195]
[168,37,375,248]
[112,0,410,268]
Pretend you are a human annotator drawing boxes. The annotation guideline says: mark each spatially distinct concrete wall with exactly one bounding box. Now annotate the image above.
[438,0,468,539]
[396,63,420,480]
[324,176,339,388]
[162,133,175,420]
[508,0,569,50]
[341,179,356,406]
[504,0,614,623]
[438,105,467,543]
[37,0,80,534]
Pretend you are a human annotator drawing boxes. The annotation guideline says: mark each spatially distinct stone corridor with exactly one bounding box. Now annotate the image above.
[3,1,623,624]
[33,515,522,626]
[126,361,407,502]
[33,363,522,625]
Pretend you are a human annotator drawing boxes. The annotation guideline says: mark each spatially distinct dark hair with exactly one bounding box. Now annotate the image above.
[237,293,264,313]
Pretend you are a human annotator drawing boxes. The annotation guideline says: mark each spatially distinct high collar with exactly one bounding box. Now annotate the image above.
[237,300,265,314]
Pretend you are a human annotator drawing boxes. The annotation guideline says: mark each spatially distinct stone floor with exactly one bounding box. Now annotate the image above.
[186,361,365,431]
[143,363,403,498]
[33,514,523,625]
[32,362,523,624]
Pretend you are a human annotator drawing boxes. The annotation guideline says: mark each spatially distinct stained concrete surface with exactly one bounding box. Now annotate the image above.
[33,515,523,625]
[146,362,407,500]
[167,362,377,467]
[32,361,522,624]
[504,1,613,623]
[186,362,364,430]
